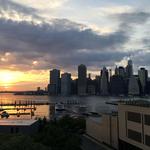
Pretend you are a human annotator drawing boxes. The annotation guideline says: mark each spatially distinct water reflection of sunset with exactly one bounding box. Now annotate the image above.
[0,105,50,120]
[0,94,50,120]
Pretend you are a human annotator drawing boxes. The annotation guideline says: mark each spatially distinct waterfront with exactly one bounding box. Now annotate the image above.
[0,93,148,120]
[0,93,119,120]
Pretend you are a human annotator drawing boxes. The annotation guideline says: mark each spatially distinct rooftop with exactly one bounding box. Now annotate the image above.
[88,116,102,124]
[0,119,37,126]
[88,112,118,124]
[123,100,150,107]
[104,111,118,116]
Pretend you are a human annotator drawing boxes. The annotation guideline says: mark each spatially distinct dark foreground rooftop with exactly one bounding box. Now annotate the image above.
[123,100,150,107]
[0,119,37,126]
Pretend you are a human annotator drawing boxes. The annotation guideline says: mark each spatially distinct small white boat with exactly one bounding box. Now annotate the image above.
[78,105,87,112]
[1,111,9,118]
[55,103,65,111]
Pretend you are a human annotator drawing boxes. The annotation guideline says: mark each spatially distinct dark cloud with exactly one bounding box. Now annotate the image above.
[0,17,129,71]
[0,18,128,52]
[0,0,35,14]
[111,11,150,37]
[142,37,150,49]
[133,51,150,66]
[0,2,149,72]
[113,11,150,69]
[118,11,150,25]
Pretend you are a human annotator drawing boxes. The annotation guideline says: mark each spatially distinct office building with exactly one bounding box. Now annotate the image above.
[86,112,118,149]
[78,64,87,96]
[94,75,101,95]
[86,100,150,150]
[61,72,71,96]
[118,66,126,78]
[138,68,148,95]
[146,78,150,95]
[87,85,96,95]
[118,100,150,150]
[87,74,96,95]
[126,59,133,78]
[115,66,119,75]
[71,79,78,95]
[128,75,140,96]
[100,67,109,95]
[110,75,126,96]
[48,69,60,95]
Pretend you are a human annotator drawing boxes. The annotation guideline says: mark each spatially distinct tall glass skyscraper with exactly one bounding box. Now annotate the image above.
[138,68,148,95]
[48,69,60,95]
[100,67,109,95]
[78,64,87,96]
[61,72,71,96]
[126,59,133,78]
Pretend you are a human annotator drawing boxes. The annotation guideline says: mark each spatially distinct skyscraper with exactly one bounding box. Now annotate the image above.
[138,68,148,95]
[87,73,96,95]
[110,75,126,96]
[100,67,109,95]
[48,69,60,95]
[71,79,78,95]
[95,75,101,95]
[128,75,140,96]
[126,59,133,78]
[118,66,126,78]
[115,66,119,76]
[61,72,71,96]
[78,64,87,96]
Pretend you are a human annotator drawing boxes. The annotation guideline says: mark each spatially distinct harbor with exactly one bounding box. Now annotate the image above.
[0,93,121,119]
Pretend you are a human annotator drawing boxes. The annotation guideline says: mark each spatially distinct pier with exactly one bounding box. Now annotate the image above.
[0,100,53,118]
[0,101,54,107]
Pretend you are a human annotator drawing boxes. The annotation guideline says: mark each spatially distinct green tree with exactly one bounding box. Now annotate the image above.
[0,135,49,150]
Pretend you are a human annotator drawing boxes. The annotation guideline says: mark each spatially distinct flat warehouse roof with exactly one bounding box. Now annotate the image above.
[88,116,102,124]
[0,119,37,126]
[124,100,150,107]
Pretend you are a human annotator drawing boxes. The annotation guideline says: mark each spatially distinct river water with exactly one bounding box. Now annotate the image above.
[0,93,133,120]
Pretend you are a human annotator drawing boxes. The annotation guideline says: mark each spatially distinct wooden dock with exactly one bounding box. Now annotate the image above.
[8,112,31,116]
[0,101,54,107]
[0,107,36,111]
[0,100,81,107]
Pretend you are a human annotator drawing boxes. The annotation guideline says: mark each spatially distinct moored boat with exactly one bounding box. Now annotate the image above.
[1,111,9,118]
[55,103,65,111]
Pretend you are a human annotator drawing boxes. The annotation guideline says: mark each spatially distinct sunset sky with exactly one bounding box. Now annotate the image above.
[0,0,150,90]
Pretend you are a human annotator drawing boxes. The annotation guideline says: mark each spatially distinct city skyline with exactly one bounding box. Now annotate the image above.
[0,58,149,91]
[47,60,150,96]
[0,0,150,90]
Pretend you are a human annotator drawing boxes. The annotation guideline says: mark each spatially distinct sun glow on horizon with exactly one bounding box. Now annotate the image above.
[0,71,22,89]
[0,70,48,91]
